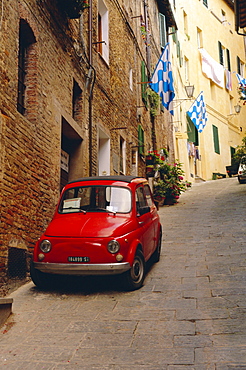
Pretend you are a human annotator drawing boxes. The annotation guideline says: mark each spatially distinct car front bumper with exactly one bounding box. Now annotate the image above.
[33,261,131,275]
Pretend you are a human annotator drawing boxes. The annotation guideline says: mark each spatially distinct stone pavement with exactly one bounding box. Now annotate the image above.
[0,177,246,369]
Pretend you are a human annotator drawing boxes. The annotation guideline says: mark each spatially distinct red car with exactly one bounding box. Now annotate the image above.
[31,176,162,290]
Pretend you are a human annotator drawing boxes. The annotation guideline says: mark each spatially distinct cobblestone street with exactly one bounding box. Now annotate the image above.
[0,177,246,369]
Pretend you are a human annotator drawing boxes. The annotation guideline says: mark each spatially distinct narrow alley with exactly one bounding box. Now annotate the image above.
[0,177,246,369]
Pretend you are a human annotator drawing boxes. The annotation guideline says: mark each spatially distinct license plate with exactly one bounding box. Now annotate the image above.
[68,256,90,262]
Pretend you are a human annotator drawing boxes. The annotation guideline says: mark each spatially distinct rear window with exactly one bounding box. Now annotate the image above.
[59,185,132,214]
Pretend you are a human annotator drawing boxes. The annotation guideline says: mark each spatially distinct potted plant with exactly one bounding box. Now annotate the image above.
[154,162,186,205]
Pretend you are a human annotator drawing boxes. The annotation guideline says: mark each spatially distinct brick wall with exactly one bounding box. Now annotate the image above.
[0,0,174,292]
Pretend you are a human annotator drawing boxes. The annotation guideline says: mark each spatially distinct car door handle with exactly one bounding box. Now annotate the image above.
[138,221,144,225]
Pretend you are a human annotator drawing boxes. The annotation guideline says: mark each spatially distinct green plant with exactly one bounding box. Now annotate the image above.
[238,84,246,104]
[146,88,160,118]
[232,133,246,165]
[153,162,187,202]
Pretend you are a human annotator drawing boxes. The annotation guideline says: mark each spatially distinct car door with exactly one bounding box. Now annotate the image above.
[136,185,155,260]
[143,184,159,254]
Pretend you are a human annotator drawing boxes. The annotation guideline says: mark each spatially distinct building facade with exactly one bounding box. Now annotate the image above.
[0,0,175,290]
[171,0,246,181]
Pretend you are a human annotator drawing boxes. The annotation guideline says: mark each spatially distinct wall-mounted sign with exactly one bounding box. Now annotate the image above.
[61,150,69,172]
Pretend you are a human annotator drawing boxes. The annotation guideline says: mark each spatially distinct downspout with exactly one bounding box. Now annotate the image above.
[88,0,93,176]
[143,0,151,76]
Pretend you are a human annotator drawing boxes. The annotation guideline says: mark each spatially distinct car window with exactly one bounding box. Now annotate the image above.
[136,186,147,212]
[143,184,154,207]
[240,157,246,165]
[59,186,131,213]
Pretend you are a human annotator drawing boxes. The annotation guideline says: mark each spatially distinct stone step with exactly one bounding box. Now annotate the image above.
[0,298,13,327]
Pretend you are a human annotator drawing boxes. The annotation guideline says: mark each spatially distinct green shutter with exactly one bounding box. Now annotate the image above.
[187,115,199,146]
[138,125,144,155]
[226,49,231,71]
[218,41,223,65]
[159,13,167,49]
[172,27,177,43]
[237,56,241,74]
[213,125,220,154]
[230,146,235,163]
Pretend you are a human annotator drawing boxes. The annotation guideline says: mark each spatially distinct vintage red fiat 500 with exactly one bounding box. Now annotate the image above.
[31,176,162,290]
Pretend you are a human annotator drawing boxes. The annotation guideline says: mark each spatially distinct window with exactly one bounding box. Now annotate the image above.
[136,187,147,211]
[218,41,225,66]
[144,184,154,207]
[159,13,167,49]
[98,0,109,63]
[119,137,126,174]
[237,56,244,77]
[17,19,36,115]
[212,125,220,154]
[138,125,144,155]
[72,80,82,122]
[187,117,199,146]
[129,68,133,91]
[60,186,131,213]
[197,28,203,48]
[226,49,231,71]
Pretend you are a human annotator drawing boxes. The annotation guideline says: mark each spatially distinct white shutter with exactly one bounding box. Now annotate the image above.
[159,13,167,49]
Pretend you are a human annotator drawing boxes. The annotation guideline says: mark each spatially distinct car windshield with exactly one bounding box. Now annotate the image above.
[240,157,246,165]
[59,185,132,214]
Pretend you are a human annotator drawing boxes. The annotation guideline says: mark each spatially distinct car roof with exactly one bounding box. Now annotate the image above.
[68,175,147,185]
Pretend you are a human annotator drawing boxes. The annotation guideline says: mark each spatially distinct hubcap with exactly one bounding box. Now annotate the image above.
[131,256,143,283]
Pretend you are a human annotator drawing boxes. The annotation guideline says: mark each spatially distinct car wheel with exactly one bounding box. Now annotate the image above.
[152,229,162,263]
[238,176,243,184]
[121,249,145,291]
[30,261,53,289]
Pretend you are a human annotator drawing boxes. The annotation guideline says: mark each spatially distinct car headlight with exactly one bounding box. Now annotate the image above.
[107,240,120,254]
[40,239,52,253]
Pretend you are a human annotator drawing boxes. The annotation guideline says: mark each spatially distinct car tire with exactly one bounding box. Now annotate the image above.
[121,249,145,291]
[238,176,243,184]
[152,229,162,263]
[30,261,53,289]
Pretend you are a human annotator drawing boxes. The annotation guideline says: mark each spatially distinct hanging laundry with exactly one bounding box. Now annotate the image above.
[199,48,224,88]
[225,69,232,91]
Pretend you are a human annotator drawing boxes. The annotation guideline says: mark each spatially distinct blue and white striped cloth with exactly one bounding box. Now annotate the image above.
[187,92,208,133]
[236,73,246,99]
[149,43,175,115]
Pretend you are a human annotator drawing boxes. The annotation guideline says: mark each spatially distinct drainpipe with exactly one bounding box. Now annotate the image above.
[143,0,151,76]
[88,0,93,176]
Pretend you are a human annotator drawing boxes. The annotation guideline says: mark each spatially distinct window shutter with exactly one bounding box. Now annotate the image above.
[218,41,223,65]
[172,27,177,43]
[237,56,241,74]
[138,125,144,155]
[226,49,231,71]
[187,115,199,146]
[230,146,235,163]
[159,13,167,49]
[212,125,220,154]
